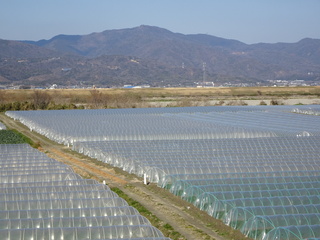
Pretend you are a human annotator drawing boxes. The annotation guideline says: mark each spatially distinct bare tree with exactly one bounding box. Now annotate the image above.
[32,90,52,109]
[90,89,106,108]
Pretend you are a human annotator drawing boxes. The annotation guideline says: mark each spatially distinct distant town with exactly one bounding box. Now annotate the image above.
[0,79,318,90]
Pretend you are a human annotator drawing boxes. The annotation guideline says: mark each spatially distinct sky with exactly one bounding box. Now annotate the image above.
[1,0,320,44]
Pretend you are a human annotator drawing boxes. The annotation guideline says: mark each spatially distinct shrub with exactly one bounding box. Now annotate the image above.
[270,99,283,105]
[226,100,248,106]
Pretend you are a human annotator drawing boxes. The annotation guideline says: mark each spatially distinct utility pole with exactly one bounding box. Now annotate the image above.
[202,62,206,86]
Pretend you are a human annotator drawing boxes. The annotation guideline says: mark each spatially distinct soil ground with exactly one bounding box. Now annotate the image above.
[0,113,251,240]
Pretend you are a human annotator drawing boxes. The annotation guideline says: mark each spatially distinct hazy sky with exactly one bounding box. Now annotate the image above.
[1,0,320,44]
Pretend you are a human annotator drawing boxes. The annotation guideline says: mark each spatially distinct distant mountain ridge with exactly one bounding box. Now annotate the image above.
[27,25,246,57]
[24,25,249,68]
[1,25,320,87]
[0,39,60,58]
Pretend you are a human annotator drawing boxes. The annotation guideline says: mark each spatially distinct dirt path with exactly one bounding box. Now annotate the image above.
[0,113,250,240]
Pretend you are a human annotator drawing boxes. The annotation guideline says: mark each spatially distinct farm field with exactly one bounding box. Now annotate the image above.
[1,86,320,110]
[2,103,320,240]
[0,112,240,240]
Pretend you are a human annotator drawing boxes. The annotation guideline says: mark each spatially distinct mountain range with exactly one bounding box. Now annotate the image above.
[1,25,320,87]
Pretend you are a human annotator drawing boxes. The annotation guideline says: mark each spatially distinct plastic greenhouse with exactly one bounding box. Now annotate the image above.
[225,204,320,230]
[242,214,320,240]
[0,144,170,240]
[0,122,6,130]
[6,105,320,240]
[263,225,320,240]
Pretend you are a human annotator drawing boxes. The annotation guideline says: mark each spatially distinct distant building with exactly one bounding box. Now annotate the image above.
[50,84,58,89]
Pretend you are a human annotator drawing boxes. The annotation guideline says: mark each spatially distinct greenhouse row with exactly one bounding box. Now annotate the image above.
[6,105,320,145]
[0,144,171,240]
[6,105,320,240]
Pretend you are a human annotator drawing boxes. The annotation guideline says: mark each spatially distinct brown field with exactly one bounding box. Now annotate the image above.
[5,85,320,96]
[1,86,320,110]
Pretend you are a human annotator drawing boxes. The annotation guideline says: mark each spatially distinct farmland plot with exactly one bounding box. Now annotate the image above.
[6,105,320,240]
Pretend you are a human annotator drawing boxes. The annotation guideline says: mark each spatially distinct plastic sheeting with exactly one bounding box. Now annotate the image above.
[0,144,170,240]
[263,225,320,240]
[6,105,320,145]
[0,122,6,130]
[184,182,320,205]
[0,190,118,201]
[203,195,320,220]
[160,171,320,189]
[73,136,320,181]
[0,215,151,229]
[242,214,320,240]
[225,204,320,229]
[170,175,320,196]
[1,225,166,240]
[6,105,320,240]
[0,206,140,220]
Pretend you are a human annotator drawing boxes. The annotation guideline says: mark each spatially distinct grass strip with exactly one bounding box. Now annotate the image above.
[10,129,40,148]
[111,187,184,240]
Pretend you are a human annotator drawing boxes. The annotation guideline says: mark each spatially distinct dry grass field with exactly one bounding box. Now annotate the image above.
[1,86,319,111]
